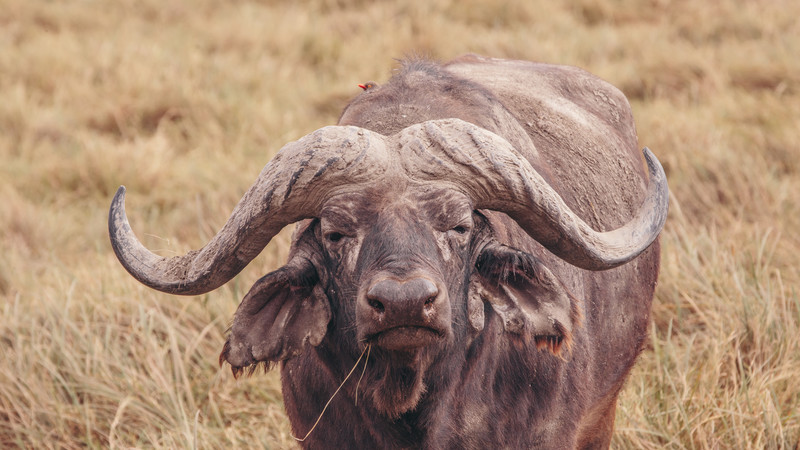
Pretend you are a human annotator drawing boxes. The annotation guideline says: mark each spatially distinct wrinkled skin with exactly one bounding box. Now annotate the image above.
[269,186,596,448]
[219,58,661,448]
[112,55,665,449]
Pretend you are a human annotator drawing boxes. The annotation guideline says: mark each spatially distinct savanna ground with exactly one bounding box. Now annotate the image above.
[1,0,798,448]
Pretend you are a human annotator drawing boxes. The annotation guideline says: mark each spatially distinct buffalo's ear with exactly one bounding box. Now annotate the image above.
[470,243,581,356]
[220,227,330,377]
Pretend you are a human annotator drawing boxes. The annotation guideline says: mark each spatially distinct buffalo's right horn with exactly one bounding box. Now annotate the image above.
[109,126,389,295]
[397,118,668,271]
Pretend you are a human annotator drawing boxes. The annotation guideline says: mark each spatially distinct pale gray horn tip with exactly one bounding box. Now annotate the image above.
[108,185,134,264]
[641,146,670,231]
[109,186,127,235]
[642,147,663,174]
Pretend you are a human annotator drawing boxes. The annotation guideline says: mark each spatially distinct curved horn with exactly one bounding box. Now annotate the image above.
[109,126,389,295]
[398,119,668,271]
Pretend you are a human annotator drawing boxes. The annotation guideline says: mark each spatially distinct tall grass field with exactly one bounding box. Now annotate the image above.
[1,0,798,448]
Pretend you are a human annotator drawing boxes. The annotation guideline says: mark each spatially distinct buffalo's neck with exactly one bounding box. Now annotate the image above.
[282,313,569,448]
[281,334,467,446]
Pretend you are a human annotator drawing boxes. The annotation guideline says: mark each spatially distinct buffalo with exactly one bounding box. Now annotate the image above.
[109,55,668,448]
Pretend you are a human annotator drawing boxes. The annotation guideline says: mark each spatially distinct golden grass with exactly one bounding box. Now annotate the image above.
[1,0,798,448]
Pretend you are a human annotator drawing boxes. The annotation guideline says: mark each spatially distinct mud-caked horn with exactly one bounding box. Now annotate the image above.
[109,126,391,295]
[397,118,668,270]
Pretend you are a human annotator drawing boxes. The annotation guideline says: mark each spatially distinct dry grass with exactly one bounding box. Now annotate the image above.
[1,0,798,448]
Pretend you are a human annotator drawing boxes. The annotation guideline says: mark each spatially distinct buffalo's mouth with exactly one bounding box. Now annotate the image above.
[365,326,444,351]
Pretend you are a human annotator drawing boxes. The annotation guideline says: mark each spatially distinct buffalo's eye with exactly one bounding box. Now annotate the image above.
[326,232,345,243]
[452,225,469,235]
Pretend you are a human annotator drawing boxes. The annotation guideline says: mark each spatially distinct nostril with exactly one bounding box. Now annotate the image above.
[423,294,438,313]
[365,277,439,315]
[367,297,385,313]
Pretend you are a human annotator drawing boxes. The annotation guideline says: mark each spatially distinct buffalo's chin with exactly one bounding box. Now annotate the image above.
[368,326,442,351]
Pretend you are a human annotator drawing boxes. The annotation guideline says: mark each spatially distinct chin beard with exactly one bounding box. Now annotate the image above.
[359,348,432,420]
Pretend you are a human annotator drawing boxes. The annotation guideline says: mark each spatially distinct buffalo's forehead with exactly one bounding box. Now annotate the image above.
[320,184,474,277]
[320,183,473,229]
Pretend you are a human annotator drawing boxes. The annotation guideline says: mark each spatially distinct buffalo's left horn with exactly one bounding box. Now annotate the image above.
[398,119,668,271]
[109,126,389,295]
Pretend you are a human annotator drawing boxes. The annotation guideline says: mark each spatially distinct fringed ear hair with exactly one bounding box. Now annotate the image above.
[472,242,581,357]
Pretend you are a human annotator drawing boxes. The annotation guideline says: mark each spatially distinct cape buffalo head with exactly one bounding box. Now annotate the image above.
[109,118,667,418]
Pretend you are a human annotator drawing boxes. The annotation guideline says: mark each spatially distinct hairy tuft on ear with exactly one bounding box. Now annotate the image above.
[219,258,331,376]
[476,245,541,286]
[471,242,581,356]
[220,224,331,377]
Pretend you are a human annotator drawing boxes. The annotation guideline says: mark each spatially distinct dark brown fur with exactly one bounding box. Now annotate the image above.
[221,56,660,449]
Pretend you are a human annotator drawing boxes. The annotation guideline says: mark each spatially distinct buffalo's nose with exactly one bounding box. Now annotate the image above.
[364,277,439,317]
